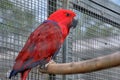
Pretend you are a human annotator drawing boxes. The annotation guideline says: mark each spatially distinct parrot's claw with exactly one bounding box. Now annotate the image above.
[39,64,47,70]
[45,60,56,68]
[39,60,56,70]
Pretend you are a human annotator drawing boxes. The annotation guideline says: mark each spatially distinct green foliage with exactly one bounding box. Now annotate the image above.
[0,0,36,37]
[73,13,119,40]
[85,25,99,38]
[0,0,13,10]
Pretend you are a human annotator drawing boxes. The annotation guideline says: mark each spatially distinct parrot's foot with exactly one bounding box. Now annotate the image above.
[45,60,56,68]
[39,60,56,73]
[39,60,56,70]
[39,64,47,70]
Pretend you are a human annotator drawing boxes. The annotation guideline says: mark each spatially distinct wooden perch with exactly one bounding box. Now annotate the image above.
[39,51,120,74]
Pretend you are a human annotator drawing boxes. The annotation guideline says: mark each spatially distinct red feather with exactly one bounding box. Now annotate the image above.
[15,21,63,69]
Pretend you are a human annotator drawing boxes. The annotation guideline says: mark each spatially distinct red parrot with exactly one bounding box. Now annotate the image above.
[9,9,78,80]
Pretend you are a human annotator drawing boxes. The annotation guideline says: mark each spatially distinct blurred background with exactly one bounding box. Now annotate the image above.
[0,0,120,80]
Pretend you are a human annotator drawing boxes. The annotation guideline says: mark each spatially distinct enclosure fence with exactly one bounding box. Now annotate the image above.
[0,0,120,80]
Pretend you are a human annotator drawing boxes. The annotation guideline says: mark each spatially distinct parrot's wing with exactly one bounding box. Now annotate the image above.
[14,21,63,71]
[51,48,61,60]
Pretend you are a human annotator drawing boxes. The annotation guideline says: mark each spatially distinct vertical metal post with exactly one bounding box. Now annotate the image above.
[62,41,67,80]
[47,0,57,80]
[47,0,57,16]
[62,0,69,9]
[62,0,69,80]
[47,0,69,80]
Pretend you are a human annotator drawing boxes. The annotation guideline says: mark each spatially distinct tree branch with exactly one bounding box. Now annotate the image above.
[39,51,120,74]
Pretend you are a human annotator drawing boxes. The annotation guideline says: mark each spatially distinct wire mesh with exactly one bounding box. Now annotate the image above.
[69,0,120,80]
[0,0,120,80]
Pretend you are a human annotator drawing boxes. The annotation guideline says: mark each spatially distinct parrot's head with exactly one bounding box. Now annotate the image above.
[48,9,78,29]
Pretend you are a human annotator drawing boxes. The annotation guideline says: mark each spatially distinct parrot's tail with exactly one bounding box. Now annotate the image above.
[9,70,18,79]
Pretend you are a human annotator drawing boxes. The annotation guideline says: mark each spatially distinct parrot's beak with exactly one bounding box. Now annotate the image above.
[70,18,78,29]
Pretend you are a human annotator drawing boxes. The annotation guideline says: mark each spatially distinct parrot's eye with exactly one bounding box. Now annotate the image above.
[66,13,70,17]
